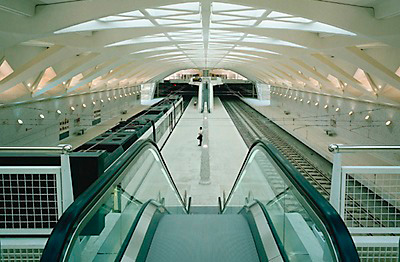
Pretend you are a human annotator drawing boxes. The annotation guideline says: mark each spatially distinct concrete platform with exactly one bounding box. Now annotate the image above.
[162,97,248,206]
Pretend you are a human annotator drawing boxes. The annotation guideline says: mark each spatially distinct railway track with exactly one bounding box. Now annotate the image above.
[221,96,399,231]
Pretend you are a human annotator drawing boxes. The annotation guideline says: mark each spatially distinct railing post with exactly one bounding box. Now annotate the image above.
[113,186,121,212]
[59,144,74,212]
[329,144,342,213]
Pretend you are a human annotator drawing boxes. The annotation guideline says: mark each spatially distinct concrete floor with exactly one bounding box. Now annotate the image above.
[162,97,248,206]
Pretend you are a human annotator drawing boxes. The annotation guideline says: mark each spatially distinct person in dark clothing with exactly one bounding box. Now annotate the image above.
[197,127,203,146]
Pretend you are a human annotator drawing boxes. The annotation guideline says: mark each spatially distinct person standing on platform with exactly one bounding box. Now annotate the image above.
[197,127,203,146]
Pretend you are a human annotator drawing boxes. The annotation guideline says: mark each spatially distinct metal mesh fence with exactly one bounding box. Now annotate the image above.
[0,248,43,262]
[357,246,398,262]
[344,174,400,229]
[0,173,59,229]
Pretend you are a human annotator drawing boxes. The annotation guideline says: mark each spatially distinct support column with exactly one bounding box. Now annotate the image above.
[197,83,203,112]
[199,106,211,185]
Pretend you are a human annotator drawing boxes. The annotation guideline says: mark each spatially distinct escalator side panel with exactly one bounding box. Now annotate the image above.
[135,211,165,262]
[239,208,269,262]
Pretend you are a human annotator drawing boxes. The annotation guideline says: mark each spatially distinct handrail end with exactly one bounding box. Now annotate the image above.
[59,144,73,154]
[328,144,339,152]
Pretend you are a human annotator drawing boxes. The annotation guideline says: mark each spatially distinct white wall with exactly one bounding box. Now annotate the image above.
[0,86,141,146]
[270,86,400,165]
[257,83,270,100]
[140,83,156,101]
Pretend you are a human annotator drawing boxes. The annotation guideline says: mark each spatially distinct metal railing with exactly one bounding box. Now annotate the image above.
[0,144,74,236]
[329,144,400,230]
[329,144,400,261]
[0,144,72,153]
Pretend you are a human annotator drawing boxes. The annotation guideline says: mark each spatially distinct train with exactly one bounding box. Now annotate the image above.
[70,95,185,197]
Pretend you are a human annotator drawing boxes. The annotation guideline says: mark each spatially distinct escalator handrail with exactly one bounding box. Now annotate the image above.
[239,200,289,262]
[114,199,166,262]
[41,139,187,262]
[223,139,359,262]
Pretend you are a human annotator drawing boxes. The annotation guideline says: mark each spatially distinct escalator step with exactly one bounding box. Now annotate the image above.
[145,214,260,262]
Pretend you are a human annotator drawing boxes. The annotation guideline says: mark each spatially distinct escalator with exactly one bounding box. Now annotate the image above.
[41,140,359,262]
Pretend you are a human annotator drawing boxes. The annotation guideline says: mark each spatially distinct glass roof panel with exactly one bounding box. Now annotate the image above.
[218,10,266,17]
[55,19,154,34]
[155,19,194,25]
[275,17,313,23]
[211,14,250,21]
[146,9,190,17]
[267,11,293,19]
[133,46,179,53]
[119,10,144,17]
[212,2,254,12]
[218,20,257,26]
[157,2,200,11]
[234,46,280,55]
[98,16,133,22]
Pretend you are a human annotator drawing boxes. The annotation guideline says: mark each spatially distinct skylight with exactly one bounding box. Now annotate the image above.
[51,0,357,75]
[37,67,57,91]
[0,60,13,81]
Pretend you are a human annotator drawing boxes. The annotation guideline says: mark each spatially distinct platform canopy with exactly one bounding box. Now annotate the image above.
[0,0,400,104]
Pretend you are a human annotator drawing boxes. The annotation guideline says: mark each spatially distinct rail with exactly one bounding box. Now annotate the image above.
[40,139,187,262]
[329,144,400,153]
[223,140,359,262]
[0,144,72,153]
